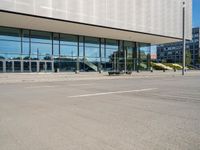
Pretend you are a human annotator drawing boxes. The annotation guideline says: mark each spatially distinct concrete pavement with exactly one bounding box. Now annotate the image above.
[0,70,200,84]
[0,72,200,150]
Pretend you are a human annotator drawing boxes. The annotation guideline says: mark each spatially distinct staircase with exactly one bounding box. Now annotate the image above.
[83,58,98,72]
[140,62,147,69]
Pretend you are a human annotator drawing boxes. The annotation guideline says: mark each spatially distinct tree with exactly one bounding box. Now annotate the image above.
[185,49,192,66]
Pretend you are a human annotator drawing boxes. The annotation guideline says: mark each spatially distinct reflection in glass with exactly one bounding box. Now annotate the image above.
[22,30,30,57]
[139,43,151,70]
[0,61,3,72]
[31,62,37,72]
[124,41,136,71]
[0,26,151,73]
[6,61,12,72]
[0,27,21,59]
[53,33,59,58]
[46,62,52,72]
[39,62,45,72]
[59,34,78,72]
[31,30,52,60]
[84,37,100,72]
[23,61,30,72]
[105,39,118,71]
[60,34,78,57]
[14,61,21,72]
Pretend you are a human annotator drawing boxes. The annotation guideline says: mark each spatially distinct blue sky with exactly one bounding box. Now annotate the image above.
[193,0,200,27]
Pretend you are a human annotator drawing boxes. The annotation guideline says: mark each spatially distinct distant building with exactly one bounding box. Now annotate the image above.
[157,27,200,66]
[151,54,157,60]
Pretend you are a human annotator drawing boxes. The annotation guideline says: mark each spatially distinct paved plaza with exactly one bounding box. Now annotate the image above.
[0,71,200,150]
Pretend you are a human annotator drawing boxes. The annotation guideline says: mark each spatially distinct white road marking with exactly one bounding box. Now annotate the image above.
[152,94,200,101]
[69,88,157,98]
[25,85,55,89]
[69,83,93,86]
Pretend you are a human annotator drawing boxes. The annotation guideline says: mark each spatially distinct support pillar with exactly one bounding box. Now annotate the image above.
[37,61,39,73]
[51,61,54,73]
[12,61,14,73]
[3,60,6,73]
[21,61,24,73]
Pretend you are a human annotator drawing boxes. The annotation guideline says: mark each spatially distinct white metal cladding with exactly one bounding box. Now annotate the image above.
[0,0,192,39]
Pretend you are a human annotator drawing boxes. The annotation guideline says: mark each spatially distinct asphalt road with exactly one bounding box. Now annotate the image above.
[0,75,200,150]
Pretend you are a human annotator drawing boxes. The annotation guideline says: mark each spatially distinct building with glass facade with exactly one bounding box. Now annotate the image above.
[157,27,200,66]
[0,0,192,73]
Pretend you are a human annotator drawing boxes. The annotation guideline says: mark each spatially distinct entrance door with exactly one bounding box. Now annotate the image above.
[0,61,3,73]
[46,62,52,72]
[31,62,37,72]
[14,61,21,72]
[39,62,46,72]
[6,61,13,72]
[23,61,30,72]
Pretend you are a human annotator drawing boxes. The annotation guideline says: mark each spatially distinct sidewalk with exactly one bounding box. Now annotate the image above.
[0,70,199,84]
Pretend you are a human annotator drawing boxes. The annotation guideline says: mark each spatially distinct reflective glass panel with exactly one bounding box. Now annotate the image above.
[0,27,21,59]
[60,34,78,58]
[139,43,151,70]
[53,33,59,57]
[31,30,52,60]
[105,39,118,71]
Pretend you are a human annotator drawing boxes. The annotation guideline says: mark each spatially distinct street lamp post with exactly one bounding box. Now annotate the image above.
[182,0,186,75]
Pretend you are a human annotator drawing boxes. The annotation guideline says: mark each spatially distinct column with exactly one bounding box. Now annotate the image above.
[37,61,39,73]
[3,60,6,73]
[12,61,14,73]
[51,61,54,72]
[45,62,47,72]
[21,61,24,73]
[76,36,80,73]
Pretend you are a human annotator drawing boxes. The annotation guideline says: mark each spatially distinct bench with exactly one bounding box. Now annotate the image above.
[108,71,132,76]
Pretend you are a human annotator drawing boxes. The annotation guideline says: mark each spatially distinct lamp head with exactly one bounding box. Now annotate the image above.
[183,1,186,7]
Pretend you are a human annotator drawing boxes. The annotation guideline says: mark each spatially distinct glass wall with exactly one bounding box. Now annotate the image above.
[0,26,151,73]
[59,34,78,72]
[104,39,119,71]
[22,30,30,60]
[139,43,151,70]
[84,37,100,72]
[124,41,137,71]
[52,33,60,71]
[0,27,21,60]
[30,31,52,60]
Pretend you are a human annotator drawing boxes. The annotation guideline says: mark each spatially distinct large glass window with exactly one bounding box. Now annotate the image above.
[0,27,21,60]
[22,30,30,60]
[79,36,85,71]
[53,33,60,58]
[105,39,119,71]
[0,26,151,73]
[59,34,78,72]
[31,31,52,60]
[100,38,106,71]
[84,37,100,72]
[53,33,60,71]
[79,36,84,58]
[124,41,136,71]
[139,43,151,70]
[60,34,78,58]
[0,61,3,72]
[85,37,99,59]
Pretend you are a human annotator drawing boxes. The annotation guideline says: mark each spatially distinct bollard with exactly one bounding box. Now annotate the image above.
[150,67,153,73]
